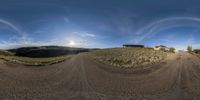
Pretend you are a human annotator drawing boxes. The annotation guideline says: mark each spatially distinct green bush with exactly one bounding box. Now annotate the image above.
[187,45,192,53]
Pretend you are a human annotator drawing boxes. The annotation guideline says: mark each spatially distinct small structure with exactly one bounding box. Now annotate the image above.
[154,45,169,51]
[123,44,144,48]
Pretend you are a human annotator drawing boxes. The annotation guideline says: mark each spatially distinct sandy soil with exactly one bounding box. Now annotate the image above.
[0,52,199,100]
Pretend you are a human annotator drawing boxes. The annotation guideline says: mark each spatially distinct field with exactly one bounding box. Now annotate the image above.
[90,47,170,68]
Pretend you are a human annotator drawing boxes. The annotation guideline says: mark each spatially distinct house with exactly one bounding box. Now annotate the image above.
[154,45,169,51]
[123,44,144,48]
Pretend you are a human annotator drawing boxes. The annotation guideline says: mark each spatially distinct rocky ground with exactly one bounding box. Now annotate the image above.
[90,48,170,68]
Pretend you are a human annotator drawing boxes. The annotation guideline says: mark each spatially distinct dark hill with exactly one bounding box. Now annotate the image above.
[8,46,90,58]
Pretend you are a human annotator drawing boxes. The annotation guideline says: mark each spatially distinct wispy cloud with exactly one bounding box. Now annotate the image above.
[64,17,70,23]
[81,33,96,37]
[0,19,32,49]
[133,16,200,43]
[72,32,96,38]
[0,19,25,36]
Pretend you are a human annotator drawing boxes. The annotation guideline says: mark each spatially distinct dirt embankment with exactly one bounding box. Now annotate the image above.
[0,52,199,100]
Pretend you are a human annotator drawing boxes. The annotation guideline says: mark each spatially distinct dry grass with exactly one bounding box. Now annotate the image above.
[90,47,170,68]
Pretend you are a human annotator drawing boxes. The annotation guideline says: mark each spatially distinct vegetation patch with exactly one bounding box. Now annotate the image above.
[90,48,170,68]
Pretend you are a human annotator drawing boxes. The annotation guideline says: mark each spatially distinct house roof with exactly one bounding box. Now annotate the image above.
[123,44,144,47]
[155,45,167,48]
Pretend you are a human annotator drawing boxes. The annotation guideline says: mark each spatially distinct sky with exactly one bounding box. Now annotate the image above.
[1,0,200,50]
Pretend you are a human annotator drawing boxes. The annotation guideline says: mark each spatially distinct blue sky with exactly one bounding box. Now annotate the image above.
[1,0,200,50]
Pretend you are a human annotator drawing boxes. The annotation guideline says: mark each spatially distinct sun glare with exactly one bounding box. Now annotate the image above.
[69,40,75,46]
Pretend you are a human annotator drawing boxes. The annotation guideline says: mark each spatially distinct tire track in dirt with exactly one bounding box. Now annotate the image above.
[165,53,184,100]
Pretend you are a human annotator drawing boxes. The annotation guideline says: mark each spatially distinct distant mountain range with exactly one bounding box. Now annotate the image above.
[8,46,96,58]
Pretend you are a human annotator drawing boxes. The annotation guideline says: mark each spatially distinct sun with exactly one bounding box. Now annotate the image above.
[69,40,75,46]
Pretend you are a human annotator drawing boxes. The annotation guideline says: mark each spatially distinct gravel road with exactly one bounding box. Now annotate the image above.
[0,52,199,100]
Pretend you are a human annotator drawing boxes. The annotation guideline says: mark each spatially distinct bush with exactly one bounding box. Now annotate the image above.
[169,47,176,53]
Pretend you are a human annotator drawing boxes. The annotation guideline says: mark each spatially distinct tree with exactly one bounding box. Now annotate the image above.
[169,47,176,53]
[187,45,192,52]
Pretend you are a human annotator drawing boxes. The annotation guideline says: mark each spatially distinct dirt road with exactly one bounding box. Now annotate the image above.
[0,52,199,100]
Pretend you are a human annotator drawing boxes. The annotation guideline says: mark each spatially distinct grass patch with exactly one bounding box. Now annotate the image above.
[191,52,200,58]
[0,55,70,66]
[0,50,15,56]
